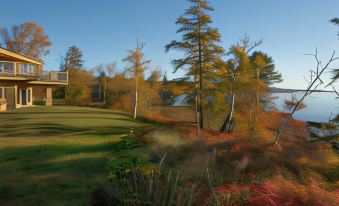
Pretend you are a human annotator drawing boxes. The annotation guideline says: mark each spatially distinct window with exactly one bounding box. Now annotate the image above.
[0,62,14,74]
[18,64,38,75]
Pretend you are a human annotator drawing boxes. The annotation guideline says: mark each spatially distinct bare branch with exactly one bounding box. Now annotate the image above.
[274,50,339,144]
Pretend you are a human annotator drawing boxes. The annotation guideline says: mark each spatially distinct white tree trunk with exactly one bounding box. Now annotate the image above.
[134,77,138,119]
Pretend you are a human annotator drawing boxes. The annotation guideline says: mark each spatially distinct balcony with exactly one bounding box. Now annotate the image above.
[0,62,68,82]
[41,71,68,82]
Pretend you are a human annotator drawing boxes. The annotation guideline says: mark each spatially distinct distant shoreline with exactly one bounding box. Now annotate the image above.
[268,87,335,93]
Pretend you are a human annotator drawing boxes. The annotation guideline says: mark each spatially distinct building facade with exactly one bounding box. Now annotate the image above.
[0,47,68,111]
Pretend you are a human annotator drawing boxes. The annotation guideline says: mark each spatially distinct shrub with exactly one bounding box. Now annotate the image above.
[108,154,154,182]
[0,99,7,105]
[109,169,196,206]
[33,99,46,106]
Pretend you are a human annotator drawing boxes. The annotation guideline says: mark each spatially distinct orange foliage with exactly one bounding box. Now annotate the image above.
[113,95,133,112]
[142,111,176,123]
[212,176,339,206]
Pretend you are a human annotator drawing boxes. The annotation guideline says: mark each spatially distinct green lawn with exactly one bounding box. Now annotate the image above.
[0,106,150,206]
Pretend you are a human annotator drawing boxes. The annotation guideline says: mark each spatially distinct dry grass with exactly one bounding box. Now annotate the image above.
[142,111,339,205]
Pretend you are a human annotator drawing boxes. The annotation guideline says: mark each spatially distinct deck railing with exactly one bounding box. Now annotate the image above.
[0,70,68,82]
[41,71,68,82]
[0,62,68,82]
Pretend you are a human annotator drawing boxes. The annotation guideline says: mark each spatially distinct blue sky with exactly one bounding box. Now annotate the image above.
[1,0,339,89]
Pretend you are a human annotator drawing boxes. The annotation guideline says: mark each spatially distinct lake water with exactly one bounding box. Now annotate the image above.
[172,92,338,123]
[269,92,339,123]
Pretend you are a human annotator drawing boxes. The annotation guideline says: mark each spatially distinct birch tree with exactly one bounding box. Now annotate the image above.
[123,42,151,119]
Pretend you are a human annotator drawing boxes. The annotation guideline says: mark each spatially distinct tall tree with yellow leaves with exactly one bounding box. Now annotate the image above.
[165,0,224,129]
[123,40,151,119]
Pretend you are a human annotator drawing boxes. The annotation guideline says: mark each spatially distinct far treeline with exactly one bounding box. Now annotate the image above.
[1,0,338,133]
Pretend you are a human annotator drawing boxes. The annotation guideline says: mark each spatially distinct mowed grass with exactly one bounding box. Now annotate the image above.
[0,106,150,206]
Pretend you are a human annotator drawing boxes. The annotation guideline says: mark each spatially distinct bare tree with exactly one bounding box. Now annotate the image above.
[274,50,339,144]
[93,62,117,106]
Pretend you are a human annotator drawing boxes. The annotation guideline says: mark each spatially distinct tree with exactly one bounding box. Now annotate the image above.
[109,72,134,112]
[61,46,84,71]
[330,18,339,82]
[274,50,339,144]
[165,0,224,129]
[219,45,253,132]
[160,72,175,105]
[93,62,116,106]
[123,41,151,119]
[60,46,93,105]
[330,17,339,37]
[218,36,279,135]
[250,51,283,85]
[147,68,163,107]
[0,22,52,59]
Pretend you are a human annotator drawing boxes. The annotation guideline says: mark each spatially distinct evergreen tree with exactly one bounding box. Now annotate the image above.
[160,71,174,105]
[162,71,168,83]
[61,46,84,71]
[330,18,339,81]
[165,0,224,129]
[330,17,339,37]
[250,51,283,85]
[59,46,93,105]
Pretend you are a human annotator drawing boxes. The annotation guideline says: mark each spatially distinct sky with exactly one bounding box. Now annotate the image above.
[1,0,339,89]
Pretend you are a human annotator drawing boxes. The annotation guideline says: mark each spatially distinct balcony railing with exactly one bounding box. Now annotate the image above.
[41,71,68,82]
[1,62,67,82]
[0,69,68,82]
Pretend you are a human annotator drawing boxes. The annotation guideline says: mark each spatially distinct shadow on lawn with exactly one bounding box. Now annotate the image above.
[0,135,143,206]
[0,122,135,138]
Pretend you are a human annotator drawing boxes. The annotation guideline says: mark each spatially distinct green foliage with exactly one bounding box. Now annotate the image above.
[60,46,95,106]
[166,0,225,129]
[108,154,152,182]
[330,17,339,37]
[332,114,339,122]
[61,45,84,71]
[65,68,95,106]
[109,167,196,206]
[250,51,283,85]
[32,99,46,106]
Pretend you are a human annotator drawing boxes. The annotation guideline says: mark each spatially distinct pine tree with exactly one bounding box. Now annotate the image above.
[61,46,84,71]
[165,0,224,129]
[60,46,92,105]
[123,41,151,119]
[250,51,283,85]
[330,18,339,81]
[330,17,339,37]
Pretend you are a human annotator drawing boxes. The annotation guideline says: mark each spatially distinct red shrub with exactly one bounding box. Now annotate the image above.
[211,176,339,206]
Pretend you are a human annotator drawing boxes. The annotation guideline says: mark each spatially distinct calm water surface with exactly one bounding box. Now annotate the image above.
[270,92,338,122]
